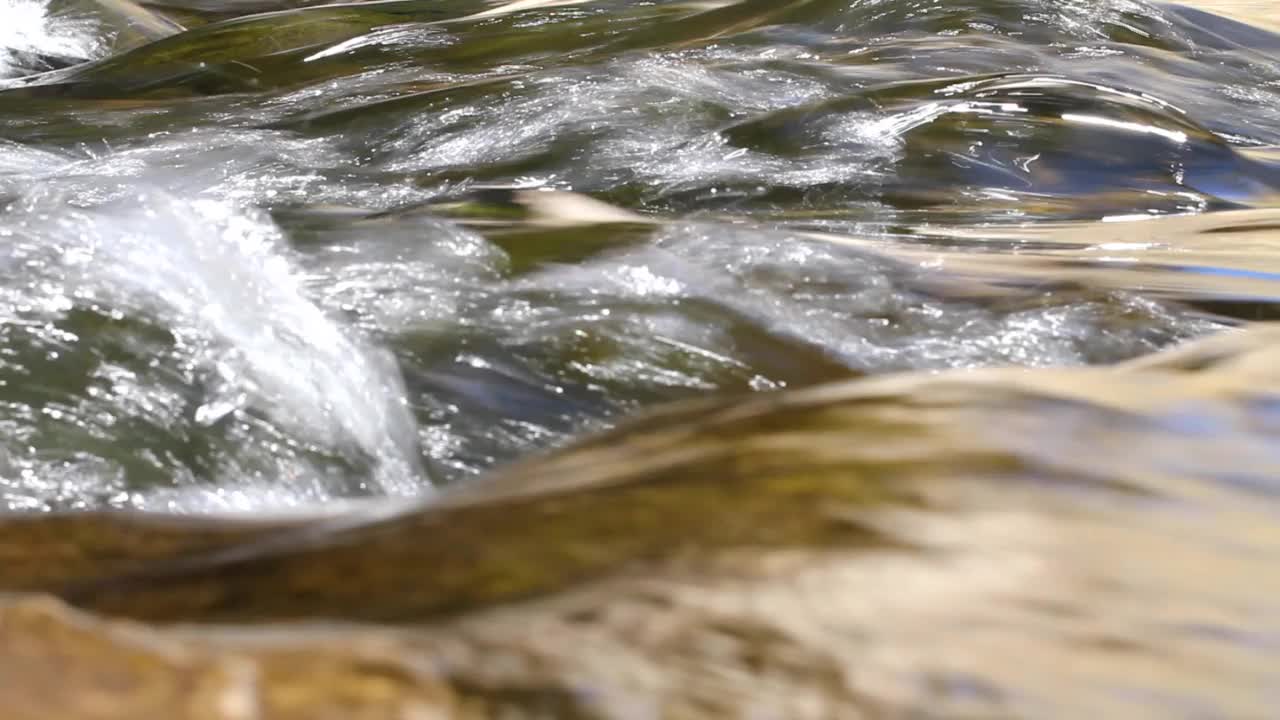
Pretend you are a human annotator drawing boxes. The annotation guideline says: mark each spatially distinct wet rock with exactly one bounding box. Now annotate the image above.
[0,596,459,720]
[3,324,1280,717]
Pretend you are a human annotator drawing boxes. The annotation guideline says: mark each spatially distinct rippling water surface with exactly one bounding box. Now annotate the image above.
[3,0,1280,509]
[2,1,1280,717]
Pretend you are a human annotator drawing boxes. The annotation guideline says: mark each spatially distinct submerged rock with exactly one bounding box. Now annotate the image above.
[4,323,1280,718]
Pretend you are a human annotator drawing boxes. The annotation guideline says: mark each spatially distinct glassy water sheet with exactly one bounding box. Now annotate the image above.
[0,0,1277,511]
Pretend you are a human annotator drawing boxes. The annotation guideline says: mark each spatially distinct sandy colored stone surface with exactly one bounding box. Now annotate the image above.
[1172,0,1280,33]
[2,322,1280,718]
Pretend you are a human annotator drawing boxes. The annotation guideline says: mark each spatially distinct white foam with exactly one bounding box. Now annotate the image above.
[1,189,428,508]
[0,0,100,79]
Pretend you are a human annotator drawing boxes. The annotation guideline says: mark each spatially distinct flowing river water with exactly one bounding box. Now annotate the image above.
[2,0,1280,717]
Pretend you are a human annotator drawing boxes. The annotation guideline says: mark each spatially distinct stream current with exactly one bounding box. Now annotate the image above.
[3,0,1280,511]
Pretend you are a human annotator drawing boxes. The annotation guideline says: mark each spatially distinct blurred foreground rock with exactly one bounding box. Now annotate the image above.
[3,323,1280,718]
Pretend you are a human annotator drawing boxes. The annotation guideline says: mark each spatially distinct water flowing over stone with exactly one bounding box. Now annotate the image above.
[2,0,1280,717]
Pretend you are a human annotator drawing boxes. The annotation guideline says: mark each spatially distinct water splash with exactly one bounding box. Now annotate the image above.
[0,0,101,79]
[0,188,427,511]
